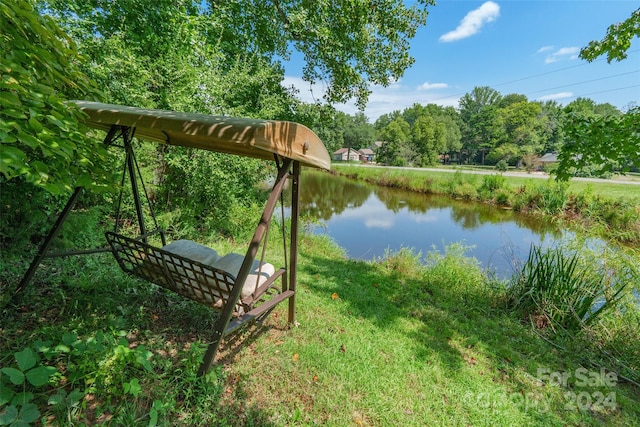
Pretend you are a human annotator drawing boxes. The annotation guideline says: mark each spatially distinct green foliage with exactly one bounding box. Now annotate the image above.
[377,117,411,166]
[0,0,112,194]
[0,329,160,426]
[580,7,640,63]
[42,0,433,110]
[556,107,640,180]
[0,346,61,426]
[480,174,505,193]
[375,103,461,166]
[509,245,627,331]
[342,112,375,150]
[512,179,568,215]
[158,148,269,238]
[495,159,508,171]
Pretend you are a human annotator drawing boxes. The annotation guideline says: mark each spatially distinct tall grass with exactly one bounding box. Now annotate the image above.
[508,245,627,331]
[334,165,640,246]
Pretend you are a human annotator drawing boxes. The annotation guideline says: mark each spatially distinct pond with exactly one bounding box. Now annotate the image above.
[295,170,571,278]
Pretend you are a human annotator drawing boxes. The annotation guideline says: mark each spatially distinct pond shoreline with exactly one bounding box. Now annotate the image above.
[330,164,640,247]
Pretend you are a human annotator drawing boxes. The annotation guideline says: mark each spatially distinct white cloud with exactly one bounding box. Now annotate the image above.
[537,46,554,53]
[283,75,461,121]
[364,218,395,229]
[418,82,449,91]
[354,83,460,121]
[537,92,573,101]
[543,47,580,64]
[439,1,500,42]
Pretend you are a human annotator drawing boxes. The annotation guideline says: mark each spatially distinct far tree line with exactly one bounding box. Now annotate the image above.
[302,87,638,178]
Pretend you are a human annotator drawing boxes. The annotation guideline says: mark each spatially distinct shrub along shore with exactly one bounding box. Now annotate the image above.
[333,164,640,247]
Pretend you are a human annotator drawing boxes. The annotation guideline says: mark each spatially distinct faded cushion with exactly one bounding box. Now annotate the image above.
[161,240,220,265]
[210,253,275,299]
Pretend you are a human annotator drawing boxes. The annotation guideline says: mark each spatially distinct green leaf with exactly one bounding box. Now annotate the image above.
[61,331,78,346]
[0,405,18,425]
[18,403,40,423]
[67,389,84,407]
[123,378,141,397]
[48,390,67,406]
[12,392,34,405]
[1,368,25,385]
[54,344,71,353]
[148,408,158,427]
[0,387,15,406]
[25,366,57,387]
[17,131,40,149]
[15,348,37,372]
[0,145,27,175]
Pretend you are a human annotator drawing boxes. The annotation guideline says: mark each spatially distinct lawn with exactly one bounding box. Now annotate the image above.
[5,231,637,425]
[2,168,639,426]
[335,164,640,203]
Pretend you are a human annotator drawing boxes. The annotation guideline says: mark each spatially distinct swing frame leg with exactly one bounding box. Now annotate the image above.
[199,331,224,376]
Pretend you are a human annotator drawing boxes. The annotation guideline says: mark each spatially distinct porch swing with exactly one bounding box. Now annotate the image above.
[17,101,331,375]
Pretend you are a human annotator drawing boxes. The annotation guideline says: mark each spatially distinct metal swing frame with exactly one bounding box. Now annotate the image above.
[17,101,330,375]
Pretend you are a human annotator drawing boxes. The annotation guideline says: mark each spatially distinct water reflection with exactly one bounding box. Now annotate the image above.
[295,170,565,278]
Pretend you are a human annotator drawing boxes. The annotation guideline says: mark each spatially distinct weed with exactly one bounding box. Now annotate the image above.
[509,245,627,331]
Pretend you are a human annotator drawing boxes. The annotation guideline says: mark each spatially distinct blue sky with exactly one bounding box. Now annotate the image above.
[282,1,639,121]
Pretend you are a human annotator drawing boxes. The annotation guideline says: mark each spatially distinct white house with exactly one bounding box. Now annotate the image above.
[333,148,361,161]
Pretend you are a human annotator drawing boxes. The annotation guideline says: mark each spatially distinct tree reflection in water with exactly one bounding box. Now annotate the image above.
[290,170,567,277]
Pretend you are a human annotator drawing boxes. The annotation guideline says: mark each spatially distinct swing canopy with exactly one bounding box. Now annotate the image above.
[20,101,331,376]
[72,101,331,170]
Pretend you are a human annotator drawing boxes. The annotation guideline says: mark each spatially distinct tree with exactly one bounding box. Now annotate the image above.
[554,10,639,180]
[459,86,502,120]
[557,107,639,180]
[44,0,433,110]
[411,114,438,166]
[378,117,411,166]
[580,8,640,63]
[538,100,565,154]
[343,112,375,155]
[459,87,502,164]
[0,0,111,194]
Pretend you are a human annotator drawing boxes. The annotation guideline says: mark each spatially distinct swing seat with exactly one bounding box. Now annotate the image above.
[105,231,286,316]
[18,101,332,375]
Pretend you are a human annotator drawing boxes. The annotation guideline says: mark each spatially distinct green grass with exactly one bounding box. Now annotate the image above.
[2,168,639,426]
[2,233,638,426]
[334,164,640,203]
[509,245,627,331]
[332,165,640,246]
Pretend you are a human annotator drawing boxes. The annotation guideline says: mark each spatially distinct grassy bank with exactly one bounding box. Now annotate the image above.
[333,165,640,246]
[1,224,639,425]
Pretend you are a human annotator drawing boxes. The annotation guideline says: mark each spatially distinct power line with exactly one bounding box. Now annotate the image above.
[426,49,640,104]
[563,84,640,99]
[528,70,640,95]
[493,49,640,88]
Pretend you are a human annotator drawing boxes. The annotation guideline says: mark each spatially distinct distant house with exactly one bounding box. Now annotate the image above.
[358,148,375,163]
[333,148,360,161]
[535,152,558,169]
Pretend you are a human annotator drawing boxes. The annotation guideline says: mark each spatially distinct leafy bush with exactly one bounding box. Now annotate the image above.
[0,0,112,194]
[158,147,271,238]
[495,160,508,171]
[495,190,510,206]
[509,245,627,331]
[451,182,478,200]
[480,174,505,193]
